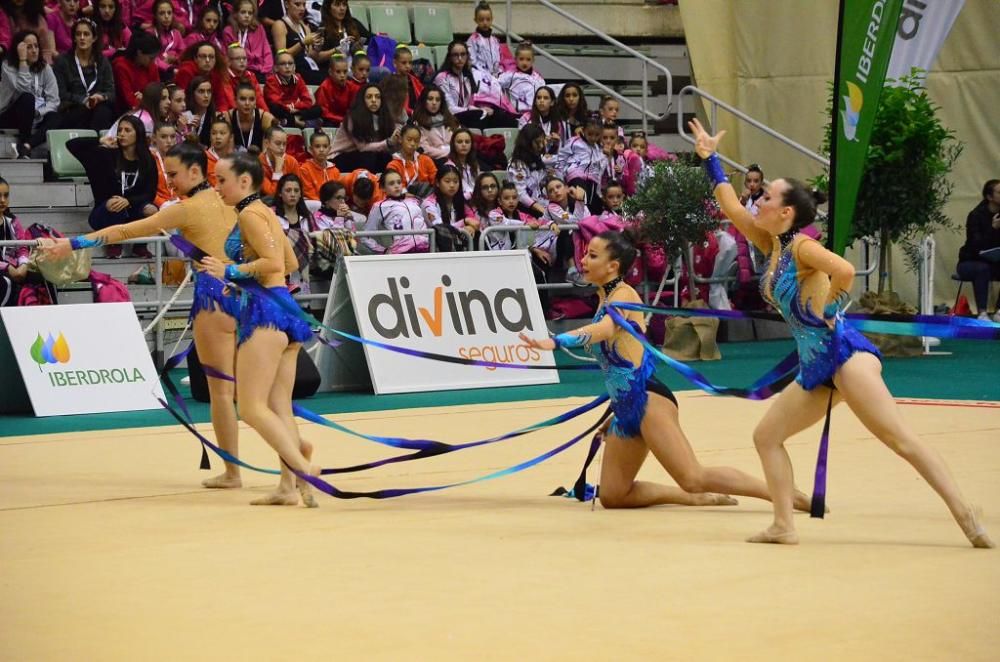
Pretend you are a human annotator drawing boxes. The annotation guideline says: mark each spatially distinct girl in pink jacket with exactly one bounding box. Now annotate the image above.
[222,0,272,80]
[412,84,458,161]
[362,170,429,254]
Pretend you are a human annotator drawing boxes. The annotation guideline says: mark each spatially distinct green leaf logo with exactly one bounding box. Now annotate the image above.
[29,334,46,366]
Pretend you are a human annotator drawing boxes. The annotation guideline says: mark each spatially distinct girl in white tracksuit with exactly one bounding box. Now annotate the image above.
[497,43,546,114]
[363,170,429,254]
[556,118,605,214]
[466,2,503,77]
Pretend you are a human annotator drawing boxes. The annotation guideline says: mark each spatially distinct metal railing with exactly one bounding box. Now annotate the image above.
[498,0,673,133]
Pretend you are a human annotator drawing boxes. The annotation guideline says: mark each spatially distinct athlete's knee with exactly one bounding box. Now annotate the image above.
[237,400,269,427]
[672,467,705,494]
[752,424,782,452]
[599,485,630,509]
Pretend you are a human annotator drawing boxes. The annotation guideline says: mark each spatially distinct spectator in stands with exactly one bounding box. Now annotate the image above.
[435,40,518,130]
[258,125,301,198]
[181,75,216,146]
[150,0,183,76]
[740,163,765,215]
[379,72,411,128]
[957,179,1000,321]
[204,115,233,185]
[421,164,472,233]
[466,1,501,77]
[129,0,159,32]
[341,167,380,215]
[45,0,80,53]
[446,127,480,199]
[272,172,313,292]
[347,51,368,91]
[94,0,129,58]
[600,180,625,218]
[388,125,437,192]
[107,80,166,136]
[556,82,588,142]
[1,0,55,63]
[53,18,115,132]
[622,130,652,196]
[165,83,193,140]
[330,82,398,173]
[412,84,458,162]
[149,121,178,207]
[393,46,422,115]
[224,44,267,113]
[299,129,340,203]
[0,177,31,306]
[226,81,274,152]
[68,115,157,257]
[507,123,548,217]
[598,95,625,144]
[271,0,324,85]
[318,0,367,59]
[0,30,59,158]
[174,41,235,112]
[112,29,160,112]
[184,5,222,50]
[540,176,584,268]
[264,50,321,128]
[468,171,500,235]
[601,123,625,191]
[482,181,533,252]
[362,169,429,254]
[223,0,272,81]
[316,53,352,127]
[498,41,545,115]
[313,180,362,231]
[557,117,605,214]
[518,86,563,165]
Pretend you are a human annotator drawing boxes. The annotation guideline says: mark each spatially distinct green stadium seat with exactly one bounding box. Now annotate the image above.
[432,44,450,70]
[350,4,370,31]
[484,127,518,161]
[407,43,435,67]
[368,6,412,44]
[302,127,315,147]
[283,127,303,137]
[47,129,97,179]
[412,5,454,46]
[491,170,507,184]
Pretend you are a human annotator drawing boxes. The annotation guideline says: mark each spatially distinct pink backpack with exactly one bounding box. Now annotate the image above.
[90,271,131,303]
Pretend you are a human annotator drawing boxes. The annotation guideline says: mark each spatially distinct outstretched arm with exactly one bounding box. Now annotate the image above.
[688,118,772,253]
[519,290,637,351]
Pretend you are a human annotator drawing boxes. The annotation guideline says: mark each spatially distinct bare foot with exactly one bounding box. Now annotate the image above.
[959,506,995,549]
[296,439,319,508]
[201,473,242,489]
[746,525,799,545]
[692,493,739,506]
[250,490,300,506]
[793,490,829,513]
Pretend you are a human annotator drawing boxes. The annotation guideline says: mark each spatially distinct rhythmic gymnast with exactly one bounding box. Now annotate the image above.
[201,152,321,507]
[689,118,993,547]
[520,229,818,512]
[40,143,247,491]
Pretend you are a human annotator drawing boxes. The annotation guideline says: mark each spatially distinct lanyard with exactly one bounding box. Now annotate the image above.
[121,169,139,194]
[238,28,248,48]
[238,111,255,149]
[75,55,97,94]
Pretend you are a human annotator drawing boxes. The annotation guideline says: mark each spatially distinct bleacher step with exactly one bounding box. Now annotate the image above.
[0,159,45,184]
[11,183,94,208]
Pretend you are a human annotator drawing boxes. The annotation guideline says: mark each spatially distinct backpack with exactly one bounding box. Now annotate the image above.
[431,224,470,252]
[17,281,56,306]
[90,270,131,303]
[412,58,435,86]
[367,34,398,72]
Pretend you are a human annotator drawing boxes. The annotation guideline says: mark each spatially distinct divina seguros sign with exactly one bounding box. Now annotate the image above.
[344,252,558,394]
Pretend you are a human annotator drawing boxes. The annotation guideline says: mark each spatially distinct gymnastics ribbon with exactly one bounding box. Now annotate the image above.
[291,405,612,500]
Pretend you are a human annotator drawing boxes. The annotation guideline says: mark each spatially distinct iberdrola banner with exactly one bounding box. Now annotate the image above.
[829,0,903,255]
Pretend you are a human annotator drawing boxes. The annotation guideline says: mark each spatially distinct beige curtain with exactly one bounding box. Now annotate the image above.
[679,0,1000,304]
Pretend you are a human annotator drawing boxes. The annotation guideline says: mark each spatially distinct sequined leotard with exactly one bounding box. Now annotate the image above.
[761,239,880,390]
[226,201,313,346]
[590,305,677,438]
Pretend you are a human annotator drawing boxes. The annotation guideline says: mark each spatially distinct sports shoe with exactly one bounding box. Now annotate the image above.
[977,312,989,321]
[992,311,1000,324]
[131,244,153,259]
[104,244,123,259]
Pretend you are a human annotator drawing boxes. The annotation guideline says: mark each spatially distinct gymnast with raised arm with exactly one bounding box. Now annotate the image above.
[520,229,818,513]
[688,117,993,547]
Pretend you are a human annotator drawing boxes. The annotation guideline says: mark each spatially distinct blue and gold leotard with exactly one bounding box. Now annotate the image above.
[590,305,677,438]
[762,240,880,390]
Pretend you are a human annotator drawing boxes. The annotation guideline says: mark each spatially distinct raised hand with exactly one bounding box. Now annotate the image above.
[518,332,555,351]
[687,118,726,159]
[36,237,72,259]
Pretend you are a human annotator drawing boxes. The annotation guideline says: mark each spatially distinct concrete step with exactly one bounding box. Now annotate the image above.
[0,134,17,159]
[14,206,92,234]
[9,182,93,208]
[0,159,45,183]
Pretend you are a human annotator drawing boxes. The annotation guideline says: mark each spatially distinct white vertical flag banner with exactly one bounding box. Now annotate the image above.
[886,0,965,81]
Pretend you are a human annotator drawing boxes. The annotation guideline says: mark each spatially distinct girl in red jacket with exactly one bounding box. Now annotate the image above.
[173,41,235,112]
[264,51,322,129]
[386,125,437,190]
[315,54,352,127]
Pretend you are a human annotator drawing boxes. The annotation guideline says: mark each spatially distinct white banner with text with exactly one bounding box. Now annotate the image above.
[344,251,558,394]
[1,303,163,416]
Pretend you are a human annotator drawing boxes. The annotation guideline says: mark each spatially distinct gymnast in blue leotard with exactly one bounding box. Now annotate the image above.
[690,117,992,548]
[201,152,320,508]
[521,229,818,513]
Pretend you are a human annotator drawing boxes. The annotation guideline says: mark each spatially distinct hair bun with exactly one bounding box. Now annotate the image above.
[811,189,828,206]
